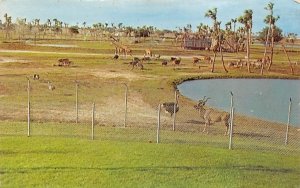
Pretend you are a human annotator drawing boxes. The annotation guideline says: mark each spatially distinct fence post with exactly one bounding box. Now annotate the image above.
[157,104,161,143]
[75,82,78,124]
[123,83,128,128]
[285,98,292,145]
[173,90,177,131]
[27,78,31,137]
[229,92,234,149]
[92,102,95,140]
[229,108,235,150]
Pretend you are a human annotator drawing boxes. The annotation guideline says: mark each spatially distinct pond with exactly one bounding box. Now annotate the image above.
[177,79,300,127]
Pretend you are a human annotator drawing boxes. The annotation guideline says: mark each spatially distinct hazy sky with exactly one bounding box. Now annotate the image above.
[0,0,299,35]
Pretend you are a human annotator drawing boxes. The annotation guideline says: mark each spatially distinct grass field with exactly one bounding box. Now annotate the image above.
[1,132,300,187]
[0,37,300,187]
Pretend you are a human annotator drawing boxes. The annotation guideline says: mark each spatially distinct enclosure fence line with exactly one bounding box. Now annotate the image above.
[0,79,299,152]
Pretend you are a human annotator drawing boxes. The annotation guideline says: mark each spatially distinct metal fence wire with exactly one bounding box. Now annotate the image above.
[0,79,299,153]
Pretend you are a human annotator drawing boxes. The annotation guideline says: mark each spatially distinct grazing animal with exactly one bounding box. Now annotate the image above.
[33,74,40,80]
[47,81,55,91]
[169,57,181,68]
[199,55,212,64]
[257,56,270,67]
[58,58,71,66]
[194,96,230,135]
[113,54,119,60]
[250,61,262,69]
[129,57,143,70]
[170,57,177,61]
[161,94,179,117]
[144,49,153,57]
[192,57,200,65]
[228,59,244,68]
[161,60,168,66]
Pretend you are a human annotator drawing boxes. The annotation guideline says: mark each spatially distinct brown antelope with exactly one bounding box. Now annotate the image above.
[161,60,168,66]
[199,55,212,64]
[129,57,143,70]
[144,49,153,57]
[170,57,181,69]
[228,59,244,68]
[194,96,230,135]
[58,58,71,66]
[192,57,200,66]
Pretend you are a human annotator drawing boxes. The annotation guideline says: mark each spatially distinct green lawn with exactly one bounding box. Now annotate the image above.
[0,134,299,187]
[0,122,299,187]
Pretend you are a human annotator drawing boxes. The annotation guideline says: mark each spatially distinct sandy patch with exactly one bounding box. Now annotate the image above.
[91,70,140,81]
[26,41,78,48]
[0,57,29,63]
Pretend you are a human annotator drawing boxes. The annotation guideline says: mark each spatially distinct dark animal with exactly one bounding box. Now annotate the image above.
[129,57,143,70]
[161,94,179,117]
[192,57,200,65]
[161,60,168,66]
[113,54,119,60]
[33,74,40,80]
[58,58,71,66]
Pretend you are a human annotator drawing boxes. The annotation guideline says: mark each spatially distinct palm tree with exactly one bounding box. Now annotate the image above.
[225,21,231,31]
[261,2,274,75]
[231,18,237,33]
[205,8,218,72]
[4,13,12,39]
[238,9,253,73]
[266,15,280,71]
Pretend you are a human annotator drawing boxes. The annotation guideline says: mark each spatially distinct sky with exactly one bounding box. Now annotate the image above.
[0,0,299,35]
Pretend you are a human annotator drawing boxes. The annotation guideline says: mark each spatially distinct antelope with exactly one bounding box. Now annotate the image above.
[129,57,143,70]
[228,59,244,68]
[194,96,230,135]
[199,55,212,64]
[171,57,181,69]
[58,58,71,66]
[161,60,168,66]
[144,49,153,57]
[192,57,200,66]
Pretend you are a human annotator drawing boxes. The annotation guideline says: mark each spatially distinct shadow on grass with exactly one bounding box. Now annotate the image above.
[0,165,295,174]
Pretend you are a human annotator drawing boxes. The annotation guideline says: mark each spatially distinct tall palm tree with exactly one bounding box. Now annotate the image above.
[231,18,237,33]
[238,9,253,73]
[261,2,274,75]
[205,8,218,72]
[266,15,280,71]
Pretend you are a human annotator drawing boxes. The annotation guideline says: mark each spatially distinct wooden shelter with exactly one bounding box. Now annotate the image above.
[183,37,212,50]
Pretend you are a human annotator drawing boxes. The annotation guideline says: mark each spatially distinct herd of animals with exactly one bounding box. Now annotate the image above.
[27,41,298,135]
[112,46,284,71]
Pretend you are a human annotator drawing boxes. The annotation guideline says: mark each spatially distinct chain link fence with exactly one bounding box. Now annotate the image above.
[0,78,299,153]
